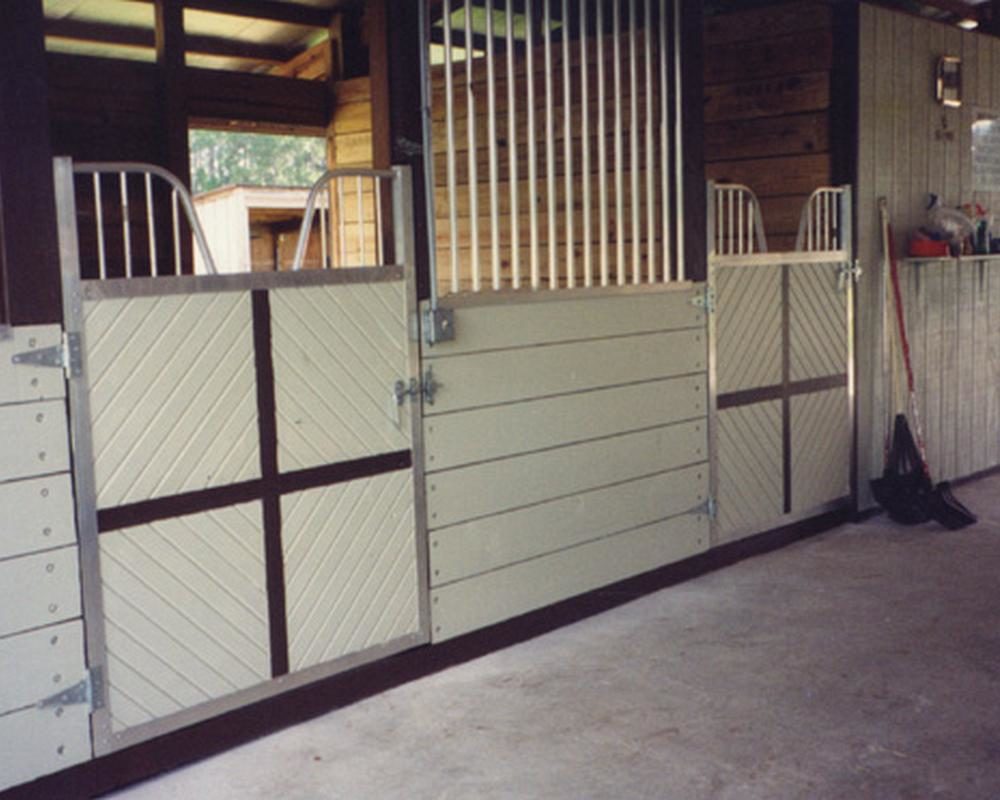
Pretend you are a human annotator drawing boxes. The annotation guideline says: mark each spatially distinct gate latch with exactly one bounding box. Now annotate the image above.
[37,666,104,712]
[422,306,456,346]
[392,367,441,423]
[837,260,863,290]
[11,332,82,378]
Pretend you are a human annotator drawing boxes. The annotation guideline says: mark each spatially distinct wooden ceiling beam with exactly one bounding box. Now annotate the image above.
[44,18,299,63]
[181,0,335,27]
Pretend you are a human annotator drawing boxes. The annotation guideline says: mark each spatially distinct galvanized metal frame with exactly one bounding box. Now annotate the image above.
[56,158,431,756]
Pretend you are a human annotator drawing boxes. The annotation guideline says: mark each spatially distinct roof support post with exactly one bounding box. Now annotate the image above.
[0,0,62,325]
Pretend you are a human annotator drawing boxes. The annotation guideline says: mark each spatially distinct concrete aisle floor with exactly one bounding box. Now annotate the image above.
[108,474,1000,800]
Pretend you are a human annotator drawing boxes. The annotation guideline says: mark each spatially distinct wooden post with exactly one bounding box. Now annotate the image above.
[0,0,62,325]
[679,0,706,282]
[155,0,193,273]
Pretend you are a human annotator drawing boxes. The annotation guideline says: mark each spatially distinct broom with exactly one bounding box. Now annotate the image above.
[870,198,977,530]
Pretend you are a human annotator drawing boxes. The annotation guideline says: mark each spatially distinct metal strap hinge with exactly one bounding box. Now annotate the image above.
[11,331,82,378]
[691,286,716,314]
[393,366,441,409]
[37,666,104,712]
[695,496,718,520]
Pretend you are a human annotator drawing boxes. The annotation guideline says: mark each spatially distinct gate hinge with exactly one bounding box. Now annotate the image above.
[11,331,82,378]
[691,286,716,314]
[422,306,456,346]
[838,259,863,290]
[37,666,104,712]
[393,366,441,410]
[694,496,718,520]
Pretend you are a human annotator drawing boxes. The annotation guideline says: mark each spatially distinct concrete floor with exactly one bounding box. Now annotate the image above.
[108,474,1000,800]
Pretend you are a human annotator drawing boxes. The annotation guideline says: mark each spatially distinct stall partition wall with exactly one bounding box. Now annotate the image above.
[856,4,1000,501]
[422,289,711,641]
[54,161,428,756]
[893,258,1000,482]
[0,329,92,791]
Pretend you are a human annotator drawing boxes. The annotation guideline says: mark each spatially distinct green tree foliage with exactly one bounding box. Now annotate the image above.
[189,130,326,194]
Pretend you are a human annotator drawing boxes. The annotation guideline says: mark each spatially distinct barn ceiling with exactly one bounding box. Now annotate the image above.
[42,0,358,73]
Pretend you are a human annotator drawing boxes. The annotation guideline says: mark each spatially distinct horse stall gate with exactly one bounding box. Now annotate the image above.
[708,184,857,542]
[53,159,428,754]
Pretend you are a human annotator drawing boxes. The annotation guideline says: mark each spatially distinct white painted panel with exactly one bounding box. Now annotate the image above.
[271,282,410,473]
[425,376,706,472]
[426,329,706,416]
[431,464,708,586]
[0,474,76,560]
[0,400,70,483]
[283,470,420,672]
[83,292,260,508]
[0,620,85,715]
[716,401,784,544]
[715,264,782,393]
[423,289,704,357]
[0,325,66,405]
[0,547,81,638]
[427,420,707,528]
[792,389,851,513]
[431,513,710,641]
[0,704,91,791]
[100,503,269,732]
[789,263,847,382]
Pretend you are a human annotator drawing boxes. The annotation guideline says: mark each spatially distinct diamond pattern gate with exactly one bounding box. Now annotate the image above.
[709,185,856,543]
[56,162,428,754]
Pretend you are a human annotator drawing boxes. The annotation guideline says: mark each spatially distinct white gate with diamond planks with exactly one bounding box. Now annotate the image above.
[709,184,856,543]
[55,161,428,754]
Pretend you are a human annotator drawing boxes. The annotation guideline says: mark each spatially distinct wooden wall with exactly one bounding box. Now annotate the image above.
[328,76,374,168]
[703,1,834,251]
[857,4,1000,497]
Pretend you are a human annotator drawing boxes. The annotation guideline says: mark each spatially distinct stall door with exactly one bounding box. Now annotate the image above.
[63,268,428,754]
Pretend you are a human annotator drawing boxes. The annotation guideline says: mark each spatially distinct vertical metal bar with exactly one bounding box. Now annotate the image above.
[715,187,722,256]
[613,0,624,285]
[737,190,744,255]
[673,0,685,280]
[320,205,328,268]
[464,0,481,291]
[644,0,655,283]
[527,0,540,289]
[338,176,347,266]
[93,173,106,280]
[727,188,733,256]
[119,172,132,278]
[171,189,181,275]
[144,173,157,275]
[747,196,755,253]
[506,1,520,289]
[563,0,575,288]
[374,177,383,265]
[581,0,592,288]
[629,0,640,284]
[544,0,557,289]
[443,0,460,292]
[486,0,501,289]
[660,0,670,281]
[357,175,365,264]
[598,0,609,287]
[418,0,441,301]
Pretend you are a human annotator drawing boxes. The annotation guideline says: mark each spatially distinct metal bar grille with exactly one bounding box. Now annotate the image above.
[428,0,685,295]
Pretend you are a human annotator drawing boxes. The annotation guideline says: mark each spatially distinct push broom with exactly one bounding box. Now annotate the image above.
[870,198,977,529]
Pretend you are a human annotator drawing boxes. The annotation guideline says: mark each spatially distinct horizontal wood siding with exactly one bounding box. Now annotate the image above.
[857,6,1000,496]
[423,289,710,641]
[703,1,834,251]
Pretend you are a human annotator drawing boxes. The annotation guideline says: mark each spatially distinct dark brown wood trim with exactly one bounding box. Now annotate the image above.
[252,290,288,677]
[2,505,850,800]
[717,374,849,410]
[782,263,792,514]
[680,0,706,282]
[277,451,412,496]
[0,0,62,325]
